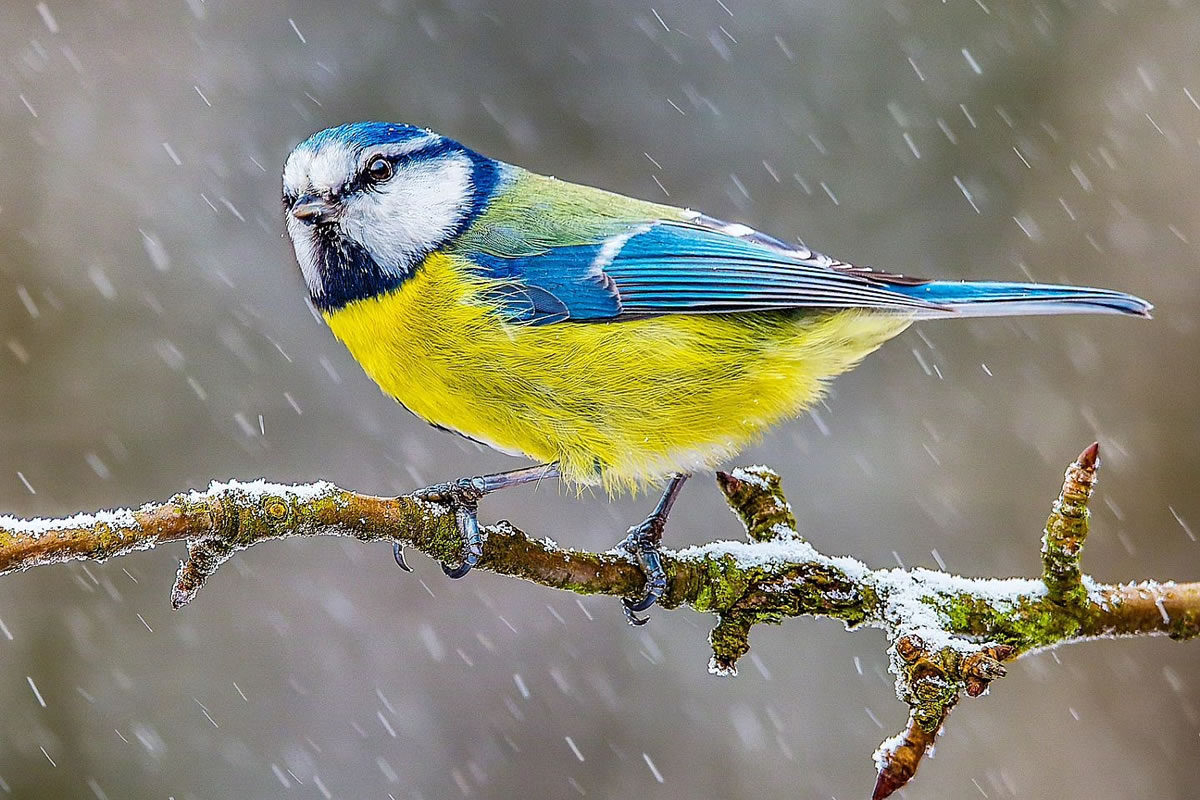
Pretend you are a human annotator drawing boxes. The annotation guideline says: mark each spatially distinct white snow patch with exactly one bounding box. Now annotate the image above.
[708,656,737,677]
[186,479,339,505]
[872,731,908,770]
[2,480,341,542]
[674,538,872,582]
[727,465,774,489]
[0,506,140,539]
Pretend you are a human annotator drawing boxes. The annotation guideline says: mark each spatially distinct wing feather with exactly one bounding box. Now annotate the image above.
[466,212,940,324]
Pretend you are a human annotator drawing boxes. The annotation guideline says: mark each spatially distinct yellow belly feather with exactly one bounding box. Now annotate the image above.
[324,251,912,493]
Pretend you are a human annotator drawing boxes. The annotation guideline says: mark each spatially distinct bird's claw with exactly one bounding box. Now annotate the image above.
[618,518,668,626]
[393,541,413,573]
[402,477,485,579]
[393,466,560,580]
[440,504,482,579]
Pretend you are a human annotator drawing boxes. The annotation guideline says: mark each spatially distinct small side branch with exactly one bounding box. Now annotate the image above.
[172,538,237,609]
[0,445,1196,798]
[1042,442,1099,604]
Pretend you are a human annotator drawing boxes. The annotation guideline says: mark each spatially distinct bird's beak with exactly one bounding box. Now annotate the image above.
[291,194,338,225]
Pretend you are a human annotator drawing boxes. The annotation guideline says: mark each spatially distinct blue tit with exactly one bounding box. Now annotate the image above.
[282,122,1150,622]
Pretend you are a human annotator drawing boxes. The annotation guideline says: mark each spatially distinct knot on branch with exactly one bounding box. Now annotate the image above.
[1042,442,1100,605]
[892,634,1014,708]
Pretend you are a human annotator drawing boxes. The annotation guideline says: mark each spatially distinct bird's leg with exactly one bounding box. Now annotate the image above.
[395,463,560,578]
[618,473,690,626]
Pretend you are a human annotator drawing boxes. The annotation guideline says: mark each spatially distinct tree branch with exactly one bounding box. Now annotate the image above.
[1,445,1196,797]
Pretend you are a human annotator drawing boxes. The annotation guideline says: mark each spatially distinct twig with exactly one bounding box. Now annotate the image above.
[0,445,1196,797]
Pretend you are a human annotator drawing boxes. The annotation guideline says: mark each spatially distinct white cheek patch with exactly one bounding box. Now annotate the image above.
[339,153,472,276]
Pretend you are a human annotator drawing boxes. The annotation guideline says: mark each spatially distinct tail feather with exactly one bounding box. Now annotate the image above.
[889,280,1153,319]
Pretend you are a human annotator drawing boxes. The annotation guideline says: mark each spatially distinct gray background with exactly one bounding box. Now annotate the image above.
[1,0,1198,797]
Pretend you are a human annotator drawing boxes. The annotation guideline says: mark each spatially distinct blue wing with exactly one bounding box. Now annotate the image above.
[467,216,1150,324]
[468,217,940,324]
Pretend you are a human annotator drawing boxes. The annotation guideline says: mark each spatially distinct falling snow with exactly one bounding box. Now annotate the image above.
[0,2,1194,799]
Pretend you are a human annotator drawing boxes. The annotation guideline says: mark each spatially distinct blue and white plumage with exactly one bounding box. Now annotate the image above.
[281,120,1152,484]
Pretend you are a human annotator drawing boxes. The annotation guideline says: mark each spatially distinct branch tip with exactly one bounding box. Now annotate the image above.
[1079,441,1100,471]
[708,612,752,676]
[872,713,941,800]
[1041,441,1102,603]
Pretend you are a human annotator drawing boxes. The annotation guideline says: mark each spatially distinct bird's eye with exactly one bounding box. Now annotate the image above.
[365,156,393,184]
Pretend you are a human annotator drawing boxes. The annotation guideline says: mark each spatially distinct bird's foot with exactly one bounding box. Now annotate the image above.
[618,515,668,626]
[616,473,689,625]
[394,464,560,579]
[413,476,489,507]
[410,477,485,579]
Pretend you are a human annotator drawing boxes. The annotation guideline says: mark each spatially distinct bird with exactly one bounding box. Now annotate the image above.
[282,121,1151,623]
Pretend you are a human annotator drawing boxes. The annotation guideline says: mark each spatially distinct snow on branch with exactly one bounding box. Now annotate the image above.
[0,444,1196,797]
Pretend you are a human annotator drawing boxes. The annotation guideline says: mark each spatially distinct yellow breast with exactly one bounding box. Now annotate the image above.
[323,251,912,493]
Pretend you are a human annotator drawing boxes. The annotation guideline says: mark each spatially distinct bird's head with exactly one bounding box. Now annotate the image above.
[282,122,499,311]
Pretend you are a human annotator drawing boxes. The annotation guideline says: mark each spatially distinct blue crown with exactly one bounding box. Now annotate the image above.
[299,121,437,152]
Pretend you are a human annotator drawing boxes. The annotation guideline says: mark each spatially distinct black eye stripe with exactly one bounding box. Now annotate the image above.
[316,140,460,198]
[356,140,456,180]
[389,140,454,163]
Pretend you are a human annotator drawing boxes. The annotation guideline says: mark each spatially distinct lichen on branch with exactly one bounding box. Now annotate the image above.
[0,444,1196,798]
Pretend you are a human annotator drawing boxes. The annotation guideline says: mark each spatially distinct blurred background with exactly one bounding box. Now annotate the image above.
[1,0,1198,797]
